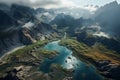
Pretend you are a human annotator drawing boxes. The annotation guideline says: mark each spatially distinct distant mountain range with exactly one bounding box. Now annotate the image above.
[49,1,120,54]
[0,1,120,55]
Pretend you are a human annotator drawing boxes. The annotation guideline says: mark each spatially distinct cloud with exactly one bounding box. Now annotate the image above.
[0,0,60,8]
[83,5,98,12]
[0,0,99,13]
[0,0,76,8]
[93,32,110,38]
[0,0,96,9]
[0,0,120,9]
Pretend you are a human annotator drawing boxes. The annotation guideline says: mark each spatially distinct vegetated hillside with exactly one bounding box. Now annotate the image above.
[60,39,120,80]
[0,40,74,80]
[75,28,120,54]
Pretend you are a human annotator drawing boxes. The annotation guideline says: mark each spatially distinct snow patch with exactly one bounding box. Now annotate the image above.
[23,22,34,29]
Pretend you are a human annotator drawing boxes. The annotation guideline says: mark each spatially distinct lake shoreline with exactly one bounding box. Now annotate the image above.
[59,39,120,80]
[0,45,25,60]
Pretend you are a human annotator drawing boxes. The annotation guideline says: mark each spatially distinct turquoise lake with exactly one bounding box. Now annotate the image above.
[40,41,103,80]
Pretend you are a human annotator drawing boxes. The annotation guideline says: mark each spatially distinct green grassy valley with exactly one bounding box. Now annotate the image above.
[60,39,120,65]
[0,38,120,80]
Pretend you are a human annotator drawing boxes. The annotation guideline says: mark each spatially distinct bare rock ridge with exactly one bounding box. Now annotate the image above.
[0,3,57,56]
[95,60,120,80]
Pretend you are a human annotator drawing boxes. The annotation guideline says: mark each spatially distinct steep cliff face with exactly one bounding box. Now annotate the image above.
[0,3,57,56]
[0,31,21,56]
[0,21,56,56]
[94,1,120,38]
[0,10,16,31]
[11,4,35,24]
[19,22,54,45]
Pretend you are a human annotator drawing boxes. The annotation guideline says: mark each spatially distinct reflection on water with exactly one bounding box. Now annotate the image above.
[40,41,103,80]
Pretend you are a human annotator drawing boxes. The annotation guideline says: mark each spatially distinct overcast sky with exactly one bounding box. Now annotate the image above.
[0,0,119,8]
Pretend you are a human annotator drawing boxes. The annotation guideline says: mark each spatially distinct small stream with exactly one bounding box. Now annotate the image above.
[40,40,103,80]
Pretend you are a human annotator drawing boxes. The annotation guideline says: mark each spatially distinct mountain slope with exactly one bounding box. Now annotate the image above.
[0,3,58,56]
[94,1,120,38]
[60,39,120,80]
[0,40,73,80]
[75,27,120,54]
[0,10,16,31]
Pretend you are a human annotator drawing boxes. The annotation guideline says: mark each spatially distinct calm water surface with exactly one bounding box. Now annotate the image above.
[40,41,103,80]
